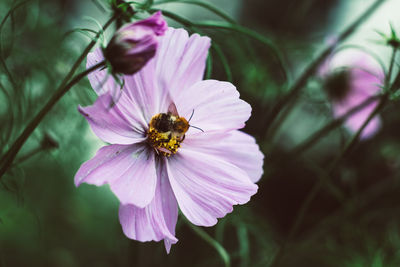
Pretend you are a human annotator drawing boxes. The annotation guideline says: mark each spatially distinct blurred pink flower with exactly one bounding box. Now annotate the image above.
[75,28,264,252]
[322,49,384,139]
[103,11,167,75]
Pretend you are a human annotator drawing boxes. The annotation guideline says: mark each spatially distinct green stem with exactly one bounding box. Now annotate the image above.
[153,0,236,24]
[340,95,388,158]
[0,15,116,179]
[205,50,213,79]
[270,91,389,267]
[271,51,398,266]
[212,42,233,82]
[291,95,381,155]
[13,146,43,165]
[185,219,231,267]
[0,60,105,179]
[149,8,287,81]
[385,46,398,91]
[308,172,400,242]
[263,0,387,137]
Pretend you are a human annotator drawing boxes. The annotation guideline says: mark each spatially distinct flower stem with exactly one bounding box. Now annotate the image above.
[150,8,288,81]
[153,0,236,24]
[185,219,231,267]
[385,46,398,91]
[271,92,395,267]
[291,95,381,156]
[0,60,105,179]
[263,0,387,139]
[0,14,116,179]
[271,50,399,267]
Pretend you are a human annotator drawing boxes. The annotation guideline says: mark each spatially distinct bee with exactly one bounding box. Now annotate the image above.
[148,103,191,157]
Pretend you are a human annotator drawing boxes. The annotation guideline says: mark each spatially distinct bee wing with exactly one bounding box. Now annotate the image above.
[167,101,179,116]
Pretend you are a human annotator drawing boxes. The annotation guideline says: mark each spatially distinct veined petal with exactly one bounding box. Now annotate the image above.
[173,80,251,132]
[86,27,211,122]
[87,47,160,119]
[120,28,211,120]
[78,93,146,145]
[75,144,157,208]
[184,131,264,183]
[155,28,211,97]
[119,160,178,253]
[166,147,258,227]
[123,61,166,122]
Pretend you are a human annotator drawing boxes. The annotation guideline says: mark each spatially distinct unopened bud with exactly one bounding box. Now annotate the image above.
[104,11,167,75]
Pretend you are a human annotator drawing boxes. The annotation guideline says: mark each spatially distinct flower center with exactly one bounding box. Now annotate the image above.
[324,69,352,101]
[147,112,189,157]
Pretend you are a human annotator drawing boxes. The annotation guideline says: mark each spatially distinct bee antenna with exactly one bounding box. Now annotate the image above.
[188,109,195,122]
[190,125,204,132]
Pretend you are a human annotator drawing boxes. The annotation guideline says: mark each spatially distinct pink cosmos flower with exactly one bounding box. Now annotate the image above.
[321,49,384,139]
[104,11,168,75]
[75,27,264,252]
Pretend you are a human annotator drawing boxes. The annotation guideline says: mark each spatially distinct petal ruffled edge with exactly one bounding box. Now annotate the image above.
[173,80,252,133]
[78,93,147,145]
[166,147,258,227]
[119,159,178,253]
[155,28,211,97]
[75,144,157,208]
[184,130,264,182]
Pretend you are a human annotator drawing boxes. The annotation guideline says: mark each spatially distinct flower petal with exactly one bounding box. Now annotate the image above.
[155,28,211,96]
[332,69,382,140]
[173,80,251,132]
[87,48,118,96]
[119,160,178,253]
[79,93,146,145]
[166,146,258,227]
[86,27,211,122]
[75,144,157,208]
[335,100,382,140]
[184,131,264,183]
[118,28,211,120]
[122,61,166,122]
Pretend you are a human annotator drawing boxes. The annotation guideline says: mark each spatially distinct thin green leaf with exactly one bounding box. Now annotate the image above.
[82,16,107,45]
[149,8,287,80]
[0,0,32,59]
[186,219,231,267]
[63,28,99,41]
[205,50,213,79]
[212,42,232,82]
[389,22,396,37]
[237,223,250,267]
[0,0,32,31]
[143,0,154,9]
[153,0,235,24]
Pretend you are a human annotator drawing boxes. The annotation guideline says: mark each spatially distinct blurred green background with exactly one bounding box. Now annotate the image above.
[1,0,400,266]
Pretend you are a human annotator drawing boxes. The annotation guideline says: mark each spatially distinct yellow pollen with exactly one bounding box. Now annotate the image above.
[147,112,189,157]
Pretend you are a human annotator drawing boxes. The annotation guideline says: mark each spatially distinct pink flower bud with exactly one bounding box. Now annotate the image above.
[104,11,167,75]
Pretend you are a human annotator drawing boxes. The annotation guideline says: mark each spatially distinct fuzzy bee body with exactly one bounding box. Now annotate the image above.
[148,111,189,157]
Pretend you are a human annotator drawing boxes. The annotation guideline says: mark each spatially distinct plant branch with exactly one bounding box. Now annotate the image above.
[185,219,231,267]
[0,14,116,179]
[263,0,387,138]
[0,60,106,179]
[291,95,381,155]
[270,50,398,267]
